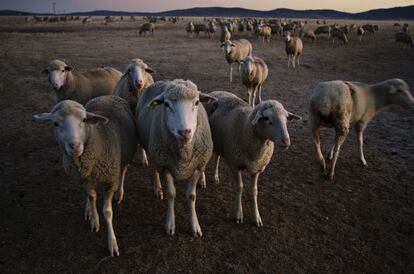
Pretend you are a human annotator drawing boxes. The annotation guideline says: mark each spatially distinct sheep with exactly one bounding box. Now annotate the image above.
[314,25,331,38]
[270,24,283,37]
[332,27,348,45]
[204,91,301,226]
[362,24,375,33]
[283,31,303,68]
[403,23,409,33]
[300,28,316,42]
[194,23,209,37]
[357,27,365,42]
[33,95,137,256]
[186,21,195,38]
[310,79,414,181]
[82,16,92,24]
[139,23,155,36]
[221,39,253,83]
[395,32,413,48]
[220,25,231,42]
[208,21,217,38]
[256,25,272,43]
[112,58,155,113]
[41,59,122,105]
[241,56,269,107]
[135,79,215,236]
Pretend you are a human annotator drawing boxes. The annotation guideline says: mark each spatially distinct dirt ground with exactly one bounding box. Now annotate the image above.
[1,16,414,273]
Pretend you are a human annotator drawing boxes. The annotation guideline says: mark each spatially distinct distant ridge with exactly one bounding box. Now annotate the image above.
[1,5,413,20]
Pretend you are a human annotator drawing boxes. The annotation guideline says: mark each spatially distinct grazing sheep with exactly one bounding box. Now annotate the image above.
[220,25,231,42]
[41,59,122,105]
[314,25,331,38]
[362,24,375,33]
[256,25,272,43]
[204,91,301,226]
[300,28,316,42]
[357,27,365,42]
[186,21,195,38]
[33,96,138,256]
[139,23,155,36]
[82,17,92,24]
[135,79,215,236]
[332,27,348,44]
[310,79,414,180]
[112,58,155,113]
[395,32,413,48]
[283,31,303,68]
[270,24,283,36]
[221,39,253,83]
[241,56,269,107]
[194,23,209,37]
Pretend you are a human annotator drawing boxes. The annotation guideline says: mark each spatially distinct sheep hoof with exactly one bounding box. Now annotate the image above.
[90,217,100,233]
[191,225,203,237]
[165,223,175,236]
[109,241,119,257]
[255,217,263,227]
[361,161,368,167]
[214,175,220,185]
[235,217,243,224]
[154,189,164,201]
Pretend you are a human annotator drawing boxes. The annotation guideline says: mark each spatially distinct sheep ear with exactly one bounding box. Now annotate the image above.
[41,69,49,75]
[220,42,225,47]
[65,65,73,71]
[287,112,302,121]
[85,112,109,124]
[33,113,53,122]
[251,111,263,125]
[149,94,164,109]
[145,67,155,74]
[199,92,217,103]
[231,43,236,47]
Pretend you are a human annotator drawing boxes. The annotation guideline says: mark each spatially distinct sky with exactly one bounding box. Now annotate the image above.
[1,0,413,14]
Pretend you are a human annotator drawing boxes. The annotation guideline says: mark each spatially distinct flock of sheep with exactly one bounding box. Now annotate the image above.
[32,16,414,257]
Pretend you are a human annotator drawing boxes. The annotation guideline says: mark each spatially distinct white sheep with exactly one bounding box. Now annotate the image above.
[204,91,301,226]
[33,95,137,256]
[186,21,195,38]
[357,27,365,42]
[42,59,122,105]
[135,79,216,236]
[112,58,155,113]
[310,79,414,181]
[220,25,231,42]
[241,56,269,107]
[221,39,253,83]
[283,31,303,68]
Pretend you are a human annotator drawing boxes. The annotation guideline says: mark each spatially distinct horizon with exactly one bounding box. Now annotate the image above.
[0,0,413,14]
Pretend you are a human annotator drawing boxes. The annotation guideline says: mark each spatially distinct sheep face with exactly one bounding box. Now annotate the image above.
[33,101,108,157]
[149,81,215,146]
[42,60,73,90]
[127,60,154,91]
[251,102,301,150]
[283,31,292,42]
[242,56,255,75]
[221,41,235,55]
[387,80,414,109]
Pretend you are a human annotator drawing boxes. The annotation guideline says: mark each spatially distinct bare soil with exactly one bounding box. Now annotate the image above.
[1,17,414,273]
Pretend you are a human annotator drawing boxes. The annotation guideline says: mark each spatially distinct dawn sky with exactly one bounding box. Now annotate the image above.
[1,0,412,13]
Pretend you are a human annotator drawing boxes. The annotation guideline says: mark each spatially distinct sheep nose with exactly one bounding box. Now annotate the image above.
[178,129,192,140]
[69,142,80,150]
[135,80,143,88]
[281,138,291,146]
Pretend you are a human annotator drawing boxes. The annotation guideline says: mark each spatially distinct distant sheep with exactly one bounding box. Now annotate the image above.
[186,21,195,38]
[220,25,231,42]
[283,31,303,68]
[241,56,269,107]
[139,23,155,36]
[310,79,414,180]
[314,25,331,38]
[357,27,365,42]
[395,32,413,48]
[42,59,122,105]
[332,27,348,44]
[34,96,137,256]
[221,39,253,82]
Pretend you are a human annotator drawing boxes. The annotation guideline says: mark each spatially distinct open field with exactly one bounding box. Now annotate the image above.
[1,16,414,273]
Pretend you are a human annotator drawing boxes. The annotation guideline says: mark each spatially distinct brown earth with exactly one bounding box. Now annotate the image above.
[0,17,414,273]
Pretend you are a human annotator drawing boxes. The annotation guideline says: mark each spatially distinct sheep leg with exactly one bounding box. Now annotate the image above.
[287,55,291,68]
[238,63,241,72]
[329,126,349,181]
[258,86,262,104]
[292,56,296,68]
[247,88,252,107]
[117,166,128,205]
[355,124,368,167]
[187,170,203,237]
[311,121,326,173]
[214,154,220,184]
[297,55,300,66]
[232,168,244,224]
[252,86,257,107]
[229,63,233,83]
[153,170,163,200]
[103,189,119,256]
[251,172,263,227]
[164,171,176,235]
[326,145,335,160]
[85,188,100,232]
[138,146,148,167]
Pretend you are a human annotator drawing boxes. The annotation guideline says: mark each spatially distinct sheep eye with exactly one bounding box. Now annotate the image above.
[61,70,65,73]
[83,118,86,123]
[263,117,270,122]
[195,100,200,106]
[54,122,59,127]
